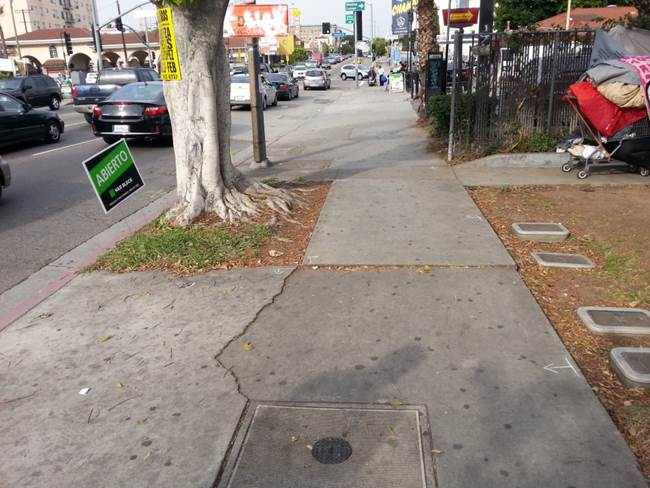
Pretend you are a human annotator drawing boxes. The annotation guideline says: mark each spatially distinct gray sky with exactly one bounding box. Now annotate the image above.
[98,0,394,38]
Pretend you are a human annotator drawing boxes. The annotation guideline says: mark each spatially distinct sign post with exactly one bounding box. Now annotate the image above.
[82,139,145,214]
[157,7,181,81]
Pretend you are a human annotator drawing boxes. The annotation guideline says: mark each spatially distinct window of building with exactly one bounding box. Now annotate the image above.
[49,44,57,58]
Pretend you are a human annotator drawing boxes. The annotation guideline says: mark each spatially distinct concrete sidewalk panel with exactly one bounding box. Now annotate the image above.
[305,179,514,266]
[0,267,293,488]
[219,268,646,488]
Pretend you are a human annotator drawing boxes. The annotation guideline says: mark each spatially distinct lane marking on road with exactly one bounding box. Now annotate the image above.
[32,138,101,157]
[64,121,88,128]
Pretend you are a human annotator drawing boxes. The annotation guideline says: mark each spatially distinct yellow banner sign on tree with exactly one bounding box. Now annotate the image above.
[157,7,182,81]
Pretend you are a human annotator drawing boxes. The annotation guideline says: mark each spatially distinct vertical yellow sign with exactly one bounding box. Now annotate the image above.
[157,7,181,81]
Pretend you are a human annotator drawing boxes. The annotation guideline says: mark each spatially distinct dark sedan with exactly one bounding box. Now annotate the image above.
[91,81,171,145]
[266,73,299,100]
[0,92,64,148]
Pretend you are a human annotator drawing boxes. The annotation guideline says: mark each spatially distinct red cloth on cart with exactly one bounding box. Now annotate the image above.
[569,81,647,137]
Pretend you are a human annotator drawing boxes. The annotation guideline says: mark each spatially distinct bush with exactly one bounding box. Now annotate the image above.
[426,93,476,138]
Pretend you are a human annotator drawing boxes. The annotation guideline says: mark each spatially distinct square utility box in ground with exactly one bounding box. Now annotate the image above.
[219,402,434,488]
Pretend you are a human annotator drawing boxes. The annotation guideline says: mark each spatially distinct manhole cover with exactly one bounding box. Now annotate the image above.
[219,402,433,488]
[578,307,650,336]
[312,437,352,464]
[512,222,570,242]
[611,348,650,389]
[532,252,595,269]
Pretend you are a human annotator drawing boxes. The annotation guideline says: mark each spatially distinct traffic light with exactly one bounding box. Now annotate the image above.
[322,22,331,34]
[63,32,73,55]
[115,16,124,32]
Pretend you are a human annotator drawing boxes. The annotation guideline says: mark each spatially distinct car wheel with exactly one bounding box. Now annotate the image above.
[84,113,93,123]
[103,136,120,145]
[49,95,61,110]
[45,121,61,143]
[341,73,347,80]
[272,96,278,107]
[262,97,267,110]
[357,74,363,80]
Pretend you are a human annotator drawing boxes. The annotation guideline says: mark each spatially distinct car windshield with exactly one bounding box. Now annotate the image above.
[231,75,249,84]
[267,74,288,82]
[108,82,163,102]
[97,70,138,85]
[293,65,306,70]
[0,78,22,90]
[306,70,322,77]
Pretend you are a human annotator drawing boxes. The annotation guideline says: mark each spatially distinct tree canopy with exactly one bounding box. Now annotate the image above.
[289,47,310,64]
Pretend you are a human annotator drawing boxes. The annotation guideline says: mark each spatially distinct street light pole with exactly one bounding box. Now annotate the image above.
[91,0,103,70]
[354,10,359,88]
[565,0,573,30]
[116,0,129,66]
[9,0,22,60]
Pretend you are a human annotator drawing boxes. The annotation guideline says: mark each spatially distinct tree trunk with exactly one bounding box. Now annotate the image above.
[163,0,294,225]
[416,0,440,113]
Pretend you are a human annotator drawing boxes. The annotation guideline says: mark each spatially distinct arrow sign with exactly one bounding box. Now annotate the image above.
[345,1,365,11]
[443,7,479,27]
[543,357,579,377]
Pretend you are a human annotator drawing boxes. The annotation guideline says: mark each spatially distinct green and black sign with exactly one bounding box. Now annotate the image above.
[82,139,144,213]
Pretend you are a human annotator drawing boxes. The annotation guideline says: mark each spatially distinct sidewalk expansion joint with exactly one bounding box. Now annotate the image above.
[298,263,518,271]
[213,266,299,398]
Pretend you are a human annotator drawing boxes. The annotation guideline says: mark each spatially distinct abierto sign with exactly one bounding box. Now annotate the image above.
[224,4,289,38]
[82,140,145,214]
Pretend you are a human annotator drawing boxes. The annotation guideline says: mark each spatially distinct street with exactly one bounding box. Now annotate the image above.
[0,68,352,293]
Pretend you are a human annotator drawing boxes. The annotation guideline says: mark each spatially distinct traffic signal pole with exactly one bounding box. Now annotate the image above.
[247,1,270,168]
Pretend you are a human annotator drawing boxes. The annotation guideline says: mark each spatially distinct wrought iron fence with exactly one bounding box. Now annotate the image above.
[448,29,597,154]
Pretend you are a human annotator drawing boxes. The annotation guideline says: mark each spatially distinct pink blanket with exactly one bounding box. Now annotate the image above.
[620,56,650,117]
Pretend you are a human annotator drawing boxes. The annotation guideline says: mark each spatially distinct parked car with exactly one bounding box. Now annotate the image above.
[230,74,278,109]
[230,64,248,76]
[0,93,64,149]
[0,74,62,110]
[0,155,10,202]
[321,58,333,69]
[266,73,299,100]
[91,81,171,145]
[292,64,307,79]
[303,69,331,90]
[340,64,370,80]
[73,68,160,122]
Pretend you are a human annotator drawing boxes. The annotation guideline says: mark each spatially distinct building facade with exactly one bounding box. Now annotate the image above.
[1,0,93,41]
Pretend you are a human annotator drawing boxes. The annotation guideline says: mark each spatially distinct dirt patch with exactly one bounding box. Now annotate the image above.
[470,184,650,479]
[91,181,330,274]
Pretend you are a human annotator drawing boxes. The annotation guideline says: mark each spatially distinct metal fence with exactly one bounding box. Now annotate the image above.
[448,29,597,155]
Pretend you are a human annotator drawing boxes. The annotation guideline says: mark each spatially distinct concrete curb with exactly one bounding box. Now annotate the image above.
[459,152,566,169]
[0,146,256,333]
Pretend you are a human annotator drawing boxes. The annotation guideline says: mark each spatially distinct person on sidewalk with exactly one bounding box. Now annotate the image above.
[379,66,386,87]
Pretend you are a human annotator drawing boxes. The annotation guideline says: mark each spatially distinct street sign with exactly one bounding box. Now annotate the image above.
[82,139,145,214]
[442,8,480,28]
[157,8,181,81]
[332,31,346,37]
[345,1,365,11]
[345,14,354,24]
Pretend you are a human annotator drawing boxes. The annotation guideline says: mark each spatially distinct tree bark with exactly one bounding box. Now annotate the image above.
[163,0,294,225]
[416,0,440,115]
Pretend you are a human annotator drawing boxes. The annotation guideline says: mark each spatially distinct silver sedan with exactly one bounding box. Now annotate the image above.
[303,69,331,90]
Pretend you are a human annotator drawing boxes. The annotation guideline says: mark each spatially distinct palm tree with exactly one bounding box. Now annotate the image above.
[415,0,440,107]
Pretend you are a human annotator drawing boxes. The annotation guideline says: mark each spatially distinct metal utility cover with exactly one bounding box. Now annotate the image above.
[611,348,650,389]
[531,251,595,269]
[578,307,650,336]
[512,222,570,242]
[220,403,432,488]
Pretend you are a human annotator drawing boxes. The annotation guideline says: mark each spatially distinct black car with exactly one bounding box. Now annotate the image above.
[266,73,299,100]
[91,82,171,144]
[0,75,63,110]
[0,92,64,148]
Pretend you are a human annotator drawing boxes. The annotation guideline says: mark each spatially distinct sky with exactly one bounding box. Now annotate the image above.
[97,0,395,38]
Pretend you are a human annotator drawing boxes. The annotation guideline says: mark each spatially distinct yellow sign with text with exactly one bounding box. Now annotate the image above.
[157,7,181,81]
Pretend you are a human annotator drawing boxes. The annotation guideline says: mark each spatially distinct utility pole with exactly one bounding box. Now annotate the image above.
[144,16,153,68]
[354,11,359,88]
[565,0,573,30]
[479,0,494,33]
[9,0,21,59]
[16,8,30,33]
[369,2,374,60]
[60,33,68,77]
[91,0,102,70]
[247,0,270,167]
[116,1,128,67]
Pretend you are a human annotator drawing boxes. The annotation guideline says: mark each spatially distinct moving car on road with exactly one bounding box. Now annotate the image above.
[73,68,160,122]
[91,81,171,145]
[0,155,10,202]
[230,74,278,110]
[340,64,370,80]
[266,73,299,100]
[0,93,64,148]
[303,69,331,90]
[292,64,307,79]
[0,75,62,110]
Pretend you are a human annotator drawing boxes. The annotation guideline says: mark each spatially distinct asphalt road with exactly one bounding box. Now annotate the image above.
[0,63,358,294]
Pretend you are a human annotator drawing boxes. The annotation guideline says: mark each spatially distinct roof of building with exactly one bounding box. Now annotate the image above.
[5,27,160,45]
[537,6,638,30]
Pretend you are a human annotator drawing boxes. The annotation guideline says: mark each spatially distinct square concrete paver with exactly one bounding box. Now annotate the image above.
[305,180,514,266]
[578,307,650,336]
[512,223,570,242]
[532,251,595,269]
[611,348,650,389]
[220,269,645,488]
[220,403,433,488]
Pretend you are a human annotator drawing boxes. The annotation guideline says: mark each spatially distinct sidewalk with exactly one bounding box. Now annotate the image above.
[0,85,646,487]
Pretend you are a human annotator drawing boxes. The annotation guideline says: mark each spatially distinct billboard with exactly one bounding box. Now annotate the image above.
[391,0,418,36]
[225,4,289,38]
